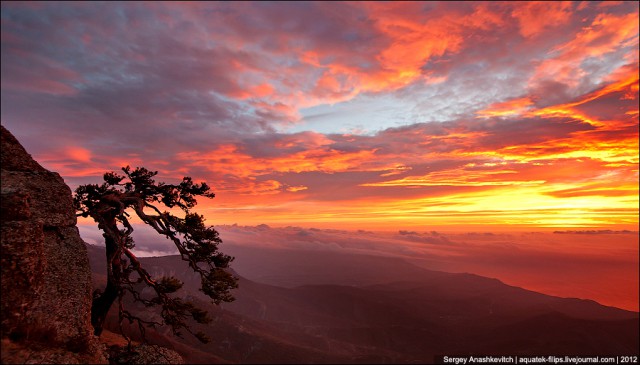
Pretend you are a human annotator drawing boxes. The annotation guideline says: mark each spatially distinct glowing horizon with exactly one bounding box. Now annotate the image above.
[1,1,638,230]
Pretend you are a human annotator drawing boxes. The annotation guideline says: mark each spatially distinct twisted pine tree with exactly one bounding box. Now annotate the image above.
[74,166,238,344]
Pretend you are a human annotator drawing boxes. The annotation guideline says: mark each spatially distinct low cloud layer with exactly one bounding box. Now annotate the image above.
[80,222,639,312]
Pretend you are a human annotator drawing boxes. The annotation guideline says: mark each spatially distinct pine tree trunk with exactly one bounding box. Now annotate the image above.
[91,234,121,336]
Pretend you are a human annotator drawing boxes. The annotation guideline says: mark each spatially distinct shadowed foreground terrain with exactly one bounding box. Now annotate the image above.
[87,244,639,364]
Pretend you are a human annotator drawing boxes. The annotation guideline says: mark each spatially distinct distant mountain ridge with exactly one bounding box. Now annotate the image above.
[86,243,639,363]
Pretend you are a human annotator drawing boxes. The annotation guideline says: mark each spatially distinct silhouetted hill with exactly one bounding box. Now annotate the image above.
[86,244,639,363]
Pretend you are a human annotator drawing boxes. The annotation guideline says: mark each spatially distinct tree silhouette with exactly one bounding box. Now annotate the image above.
[74,166,237,344]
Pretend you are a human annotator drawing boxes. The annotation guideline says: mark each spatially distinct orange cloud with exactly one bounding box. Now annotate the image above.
[286,185,308,193]
[358,2,501,91]
[279,2,507,107]
[65,146,92,163]
[477,97,534,117]
[532,12,639,88]
[229,83,276,100]
[510,1,573,38]
[362,167,546,188]
[546,183,639,198]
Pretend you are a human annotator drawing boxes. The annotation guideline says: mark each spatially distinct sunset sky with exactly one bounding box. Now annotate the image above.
[1,1,638,231]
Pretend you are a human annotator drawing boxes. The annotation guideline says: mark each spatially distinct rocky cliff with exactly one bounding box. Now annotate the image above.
[1,125,184,364]
[1,125,105,363]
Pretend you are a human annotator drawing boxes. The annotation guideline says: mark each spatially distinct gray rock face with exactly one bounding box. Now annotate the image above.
[1,125,104,363]
[1,125,184,364]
